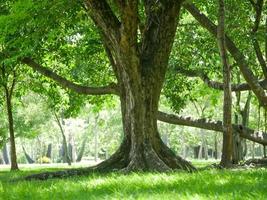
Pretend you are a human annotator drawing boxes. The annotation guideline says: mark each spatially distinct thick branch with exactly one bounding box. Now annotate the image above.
[176,67,267,91]
[141,0,182,76]
[250,0,267,78]
[183,2,267,106]
[84,0,121,47]
[157,111,267,146]
[21,57,119,96]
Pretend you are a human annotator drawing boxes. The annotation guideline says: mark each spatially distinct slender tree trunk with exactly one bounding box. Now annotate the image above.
[218,0,233,167]
[252,142,255,159]
[5,89,19,170]
[2,143,10,164]
[0,155,3,164]
[198,145,203,159]
[46,143,52,158]
[76,133,88,162]
[55,113,71,166]
[94,116,99,162]
[214,134,218,159]
[22,146,35,164]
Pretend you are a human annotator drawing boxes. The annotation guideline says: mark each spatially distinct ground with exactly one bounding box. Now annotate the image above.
[0,161,267,200]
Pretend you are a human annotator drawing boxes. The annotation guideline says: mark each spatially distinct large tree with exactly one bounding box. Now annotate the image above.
[7,0,194,171]
[3,0,267,178]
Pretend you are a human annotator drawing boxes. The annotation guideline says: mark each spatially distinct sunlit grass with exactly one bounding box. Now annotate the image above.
[0,165,267,200]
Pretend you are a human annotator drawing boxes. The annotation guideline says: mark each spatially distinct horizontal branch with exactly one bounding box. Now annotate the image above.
[157,111,267,146]
[21,57,119,96]
[176,68,267,91]
[183,2,267,106]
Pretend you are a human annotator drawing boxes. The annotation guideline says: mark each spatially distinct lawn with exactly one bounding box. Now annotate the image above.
[0,162,267,200]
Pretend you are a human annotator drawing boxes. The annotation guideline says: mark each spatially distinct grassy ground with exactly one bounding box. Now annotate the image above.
[0,161,267,200]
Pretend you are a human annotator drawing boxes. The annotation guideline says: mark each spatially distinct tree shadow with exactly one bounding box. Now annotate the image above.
[1,169,267,199]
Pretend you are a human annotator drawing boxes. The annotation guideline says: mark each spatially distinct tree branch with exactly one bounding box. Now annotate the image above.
[183,2,267,106]
[21,57,119,96]
[140,0,182,75]
[157,111,267,146]
[176,67,267,91]
[249,0,267,78]
[84,0,121,48]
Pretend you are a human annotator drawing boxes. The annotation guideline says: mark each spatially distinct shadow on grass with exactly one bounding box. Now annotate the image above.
[1,169,267,199]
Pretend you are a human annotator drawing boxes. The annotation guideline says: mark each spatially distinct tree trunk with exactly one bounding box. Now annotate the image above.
[198,145,203,159]
[2,143,10,164]
[22,146,35,164]
[0,155,3,164]
[76,134,88,162]
[46,143,52,158]
[5,90,19,170]
[55,113,71,166]
[94,69,195,172]
[23,1,195,180]
[94,116,99,162]
[214,134,218,159]
[218,0,233,167]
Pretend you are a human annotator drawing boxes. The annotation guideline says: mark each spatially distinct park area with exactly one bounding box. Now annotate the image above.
[1,161,267,200]
[1,0,267,199]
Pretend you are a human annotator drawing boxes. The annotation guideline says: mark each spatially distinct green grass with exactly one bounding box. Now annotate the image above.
[0,165,267,200]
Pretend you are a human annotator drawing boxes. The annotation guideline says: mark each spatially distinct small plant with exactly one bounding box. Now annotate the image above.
[37,156,51,164]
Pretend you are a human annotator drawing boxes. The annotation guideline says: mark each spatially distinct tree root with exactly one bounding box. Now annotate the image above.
[19,139,196,181]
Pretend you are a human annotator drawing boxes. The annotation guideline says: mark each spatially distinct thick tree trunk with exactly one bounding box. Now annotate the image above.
[23,1,194,180]
[5,90,19,170]
[93,0,194,172]
[94,72,195,172]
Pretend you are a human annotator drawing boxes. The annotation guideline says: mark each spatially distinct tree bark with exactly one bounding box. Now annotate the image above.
[157,111,267,146]
[83,0,195,172]
[217,0,233,167]
[184,2,267,106]
[46,143,52,158]
[55,113,71,166]
[22,146,35,164]
[94,115,99,162]
[2,143,10,164]
[22,1,195,180]
[5,88,19,170]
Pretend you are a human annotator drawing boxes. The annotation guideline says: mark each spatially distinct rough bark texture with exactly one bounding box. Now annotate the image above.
[217,0,233,167]
[158,111,267,146]
[21,57,119,96]
[82,0,195,173]
[23,1,196,180]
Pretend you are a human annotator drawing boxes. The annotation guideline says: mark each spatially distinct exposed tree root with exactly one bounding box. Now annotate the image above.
[242,158,267,167]
[21,138,196,181]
